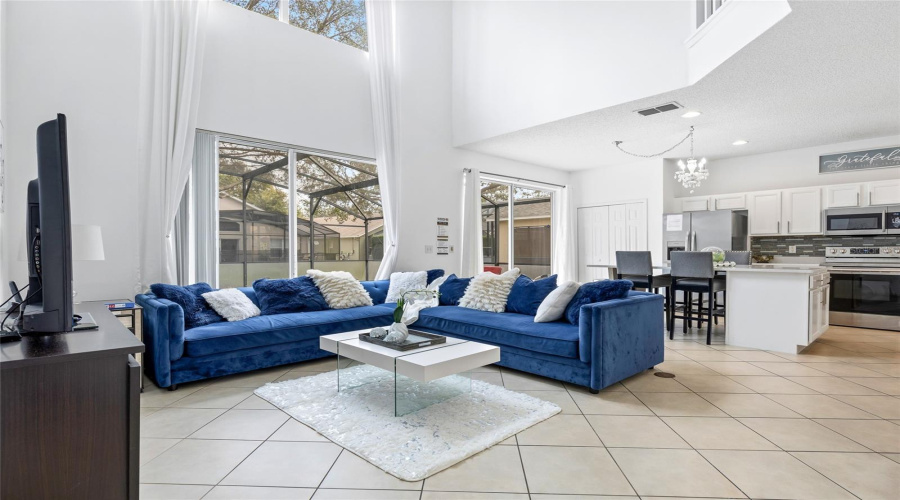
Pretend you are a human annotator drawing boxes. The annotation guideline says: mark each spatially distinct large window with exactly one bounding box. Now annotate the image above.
[480,180,553,278]
[217,137,381,287]
[224,0,368,51]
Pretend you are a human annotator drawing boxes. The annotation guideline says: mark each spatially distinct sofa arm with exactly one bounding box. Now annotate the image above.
[579,292,664,391]
[135,293,186,388]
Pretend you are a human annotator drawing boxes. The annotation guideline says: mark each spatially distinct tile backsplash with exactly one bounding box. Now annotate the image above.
[751,235,900,257]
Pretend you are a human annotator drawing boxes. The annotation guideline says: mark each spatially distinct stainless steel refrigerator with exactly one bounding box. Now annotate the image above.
[663,210,749,261]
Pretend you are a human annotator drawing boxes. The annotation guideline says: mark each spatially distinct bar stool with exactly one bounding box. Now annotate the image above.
[616,251,672,327]
[669,251,725,344]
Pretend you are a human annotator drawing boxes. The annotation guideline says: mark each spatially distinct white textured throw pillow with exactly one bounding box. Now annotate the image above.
[201,288,260,322]
[459,268,521,313]
[426,275,447,291]
[307,269,373,309]
[534,280,580,323]
[385,271,428,303]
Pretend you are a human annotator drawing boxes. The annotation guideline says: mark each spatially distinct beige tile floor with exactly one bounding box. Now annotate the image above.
[140,323,900,500]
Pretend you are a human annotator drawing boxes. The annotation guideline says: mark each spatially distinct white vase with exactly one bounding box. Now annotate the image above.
[383,322,409,343]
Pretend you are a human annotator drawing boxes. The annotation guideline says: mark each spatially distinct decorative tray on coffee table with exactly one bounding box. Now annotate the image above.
[359,329,447,351]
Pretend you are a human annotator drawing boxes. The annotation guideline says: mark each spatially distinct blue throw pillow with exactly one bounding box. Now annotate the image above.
[564,279,633,325]
[438,274,471,306]
[252,276,329,315]
[426,269,445,285]
[506,274,558,315]
[150,282,224,330]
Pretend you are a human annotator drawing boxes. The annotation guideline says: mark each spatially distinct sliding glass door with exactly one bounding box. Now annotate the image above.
[480,179,553,277]
[214,136,380,287]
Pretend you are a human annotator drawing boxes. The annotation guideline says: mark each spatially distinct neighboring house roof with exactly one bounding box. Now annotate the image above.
[314,217,384,238]
[485,201,552,221]
[219,193,264,212]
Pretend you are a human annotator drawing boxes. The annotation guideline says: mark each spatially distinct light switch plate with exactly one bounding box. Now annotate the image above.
[788,245,797,254]
[425,245,433,254]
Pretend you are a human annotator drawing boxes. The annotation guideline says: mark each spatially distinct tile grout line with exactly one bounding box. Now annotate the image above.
[617,365,752,500]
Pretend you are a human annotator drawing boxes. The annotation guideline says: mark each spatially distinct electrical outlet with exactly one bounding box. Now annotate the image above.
[789,245,797,254]
[425,245,433,254]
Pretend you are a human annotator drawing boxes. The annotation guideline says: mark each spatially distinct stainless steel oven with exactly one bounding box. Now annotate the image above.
[825,246,900,331]
[823,207,886,236]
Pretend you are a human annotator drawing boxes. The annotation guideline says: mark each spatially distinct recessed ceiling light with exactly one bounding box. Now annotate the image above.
[681,111,701,118]
[732,140,749,146]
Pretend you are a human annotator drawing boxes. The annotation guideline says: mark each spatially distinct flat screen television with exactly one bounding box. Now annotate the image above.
[17,114,74,334]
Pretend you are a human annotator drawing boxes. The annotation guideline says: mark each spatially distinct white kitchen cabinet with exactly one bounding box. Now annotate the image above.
[825,184,862,208]
[748,191,782,235]
[712,193,746,210]
[782,187,822,234]
[680,196,710,212]
[866,179,900,206]
[577,206,609,282]
[808,284,830,343]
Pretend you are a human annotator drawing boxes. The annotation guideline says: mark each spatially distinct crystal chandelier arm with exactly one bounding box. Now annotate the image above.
[613,127,694,158]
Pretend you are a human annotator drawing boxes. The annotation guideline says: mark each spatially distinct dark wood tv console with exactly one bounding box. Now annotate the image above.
[1,302,144,500]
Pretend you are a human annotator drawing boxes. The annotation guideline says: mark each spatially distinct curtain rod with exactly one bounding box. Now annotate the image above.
[463,168,567,189]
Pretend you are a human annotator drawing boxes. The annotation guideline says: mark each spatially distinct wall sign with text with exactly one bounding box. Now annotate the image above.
[819,146,900,174]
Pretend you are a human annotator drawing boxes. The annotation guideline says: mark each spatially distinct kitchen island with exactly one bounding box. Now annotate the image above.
[587,263,830,353]
[725,265,830,353]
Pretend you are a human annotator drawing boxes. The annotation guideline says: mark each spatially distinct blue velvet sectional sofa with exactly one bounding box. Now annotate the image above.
[136,281,664,393]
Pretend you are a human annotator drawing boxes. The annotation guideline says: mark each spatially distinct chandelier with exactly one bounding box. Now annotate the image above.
[675,127,708,193]
[613,126,709,193]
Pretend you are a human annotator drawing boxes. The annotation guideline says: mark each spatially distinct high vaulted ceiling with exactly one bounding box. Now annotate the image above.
[460,0,900,171]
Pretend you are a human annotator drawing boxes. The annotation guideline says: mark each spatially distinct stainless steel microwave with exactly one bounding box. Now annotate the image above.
[823,206,889,236]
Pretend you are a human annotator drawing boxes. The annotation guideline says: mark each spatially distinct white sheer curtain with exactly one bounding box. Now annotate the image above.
[137,0,209,288]
[367,0,401,280]
[551,186,578,282]
[459,168,484,277]
[191,131,218,286]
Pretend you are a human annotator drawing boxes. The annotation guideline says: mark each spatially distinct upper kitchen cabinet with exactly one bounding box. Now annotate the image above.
[867,179,900,206]
[712,193,747,210]
[825,184,862,208]
[680,196,710,212]
[782,187,822,234]
[749,191,782,235]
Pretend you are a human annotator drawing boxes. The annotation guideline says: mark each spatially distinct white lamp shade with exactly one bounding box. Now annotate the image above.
[72,224,106,261]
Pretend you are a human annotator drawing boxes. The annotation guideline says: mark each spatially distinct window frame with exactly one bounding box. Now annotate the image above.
[210,131,379,285]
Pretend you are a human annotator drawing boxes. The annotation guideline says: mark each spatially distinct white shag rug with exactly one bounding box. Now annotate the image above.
[255,365,560,481]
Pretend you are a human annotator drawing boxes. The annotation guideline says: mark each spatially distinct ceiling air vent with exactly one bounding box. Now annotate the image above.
[635,102,683,116]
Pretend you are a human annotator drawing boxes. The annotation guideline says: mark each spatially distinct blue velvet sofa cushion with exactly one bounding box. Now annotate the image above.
[361,280,390,305]
[438,274,471,305]
[506,274,557,315]
[415,306,579,358]
[252,276,328,315]
[183,304,395,358]
[150,282,223,330]
[565,279,633,325]
[426,269,445,285]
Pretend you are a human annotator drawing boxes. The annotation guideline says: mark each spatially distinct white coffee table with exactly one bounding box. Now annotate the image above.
[320,330,500,416]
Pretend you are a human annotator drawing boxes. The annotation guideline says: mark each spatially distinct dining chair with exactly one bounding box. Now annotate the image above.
[669,251,725,345]
[616,251,672,326]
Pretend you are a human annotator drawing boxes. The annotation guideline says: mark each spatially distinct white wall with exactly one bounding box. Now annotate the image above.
[0,0,7,292]
[2,0,143,302]
[452,0,693,147]
[686,0,791,84]
[394,0,570,276]
[570,159,665,263]
[1,0,375,301]
[664,135,900,211]
[199,2,374,158]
